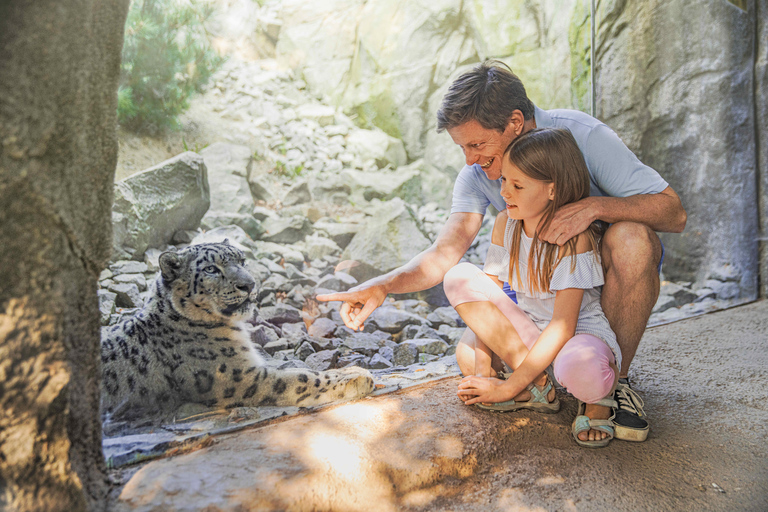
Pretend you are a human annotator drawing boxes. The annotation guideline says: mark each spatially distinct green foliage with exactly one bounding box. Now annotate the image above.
[118,0,224,134]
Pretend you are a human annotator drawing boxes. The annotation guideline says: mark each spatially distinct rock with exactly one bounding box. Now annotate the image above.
[171,230,198,244]
[252,206,279,222]
[261,215,312,243]
[703,280,741,300]
[409,338,449,356]
[263,339,291,355]
[305,349,339,371]
[342,332,383,357]
[200,142,255,215]
[342,167,421,203]
[258,304,303,325]
[305,234,342,260]
[418,353,440,364]
[368,353,393,369]
[315,272,357,292]
[259,274,291,296]
[337,353,368,368]
[252,241,305,266]
[308,317,337,338]
[296,104,336,126]
[295,340,316,360]
[112,152,210,260]
[378,346,394,362]
[312,218,360,249]
[400,325,447,343]
[393,342,419,366]
[144,248,163,272]
[201,212,264,240]
[248,173,278,203]
[282,180,313,206]
[107,283,143,309]
[281,322,308,346]
[426,306,465,328]
[112,273,147,291]
[345,127,407,169]
[308,336,340,352]
[368,307,427,333]
[308,177,352,204]
[109,261,148,274]
[250,325,281,346]
[340,198,431,282]
[98,290,117,326]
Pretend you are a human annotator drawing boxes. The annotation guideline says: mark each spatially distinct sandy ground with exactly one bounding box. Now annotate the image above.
[109,300,768,512]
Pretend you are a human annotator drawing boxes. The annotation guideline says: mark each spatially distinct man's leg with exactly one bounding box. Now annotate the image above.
[600,221,661,442]
[600,222,663,378]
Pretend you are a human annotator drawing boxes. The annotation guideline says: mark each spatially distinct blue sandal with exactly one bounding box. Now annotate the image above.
[572,397,617,448]
[475,376,560,413]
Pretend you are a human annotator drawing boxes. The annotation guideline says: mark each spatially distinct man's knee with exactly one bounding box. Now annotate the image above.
[602,222,662,278]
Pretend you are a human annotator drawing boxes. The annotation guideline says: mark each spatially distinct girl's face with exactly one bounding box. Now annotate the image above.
[500,160,554,230]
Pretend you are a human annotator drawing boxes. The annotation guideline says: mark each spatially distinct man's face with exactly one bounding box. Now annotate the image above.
[447,119,518,181]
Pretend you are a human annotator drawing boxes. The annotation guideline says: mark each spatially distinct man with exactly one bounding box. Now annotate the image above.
[318,61,687,441]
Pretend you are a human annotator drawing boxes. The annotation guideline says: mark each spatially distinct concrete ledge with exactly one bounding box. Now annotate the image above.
[111,301,768,511]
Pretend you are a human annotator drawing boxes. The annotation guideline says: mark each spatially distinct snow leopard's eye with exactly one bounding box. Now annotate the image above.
[203,265,220,275]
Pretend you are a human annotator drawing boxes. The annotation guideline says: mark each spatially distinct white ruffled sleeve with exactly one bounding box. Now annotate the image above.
[549,252,604,291]
[483,243,509,281]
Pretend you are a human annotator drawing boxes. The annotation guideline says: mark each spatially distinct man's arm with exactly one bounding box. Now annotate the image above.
[540,186,687,246]
[317,211,484,330]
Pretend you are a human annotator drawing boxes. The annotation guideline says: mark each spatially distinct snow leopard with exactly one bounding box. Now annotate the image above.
[100,240,374,420]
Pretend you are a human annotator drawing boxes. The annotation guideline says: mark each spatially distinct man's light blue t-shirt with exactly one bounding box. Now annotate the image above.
[450,106,669,215]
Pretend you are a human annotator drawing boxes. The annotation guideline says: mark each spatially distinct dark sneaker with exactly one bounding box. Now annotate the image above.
[612,379,649,442]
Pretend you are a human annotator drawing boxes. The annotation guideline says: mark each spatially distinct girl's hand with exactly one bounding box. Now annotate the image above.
[457,376,513,405]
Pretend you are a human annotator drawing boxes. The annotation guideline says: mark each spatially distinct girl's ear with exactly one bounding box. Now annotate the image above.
[547,183,555,201]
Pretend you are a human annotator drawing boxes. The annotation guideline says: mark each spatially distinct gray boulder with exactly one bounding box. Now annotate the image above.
[341,198,431,282]
[200,142,254,215]
[261,215,313,244]
[427,306,465,328]
[393,343,419,366]
[282,180,313,206]
[112,152,210,260]
[312,218,361,249]
[201,212,263,240]
[368,307,428,333]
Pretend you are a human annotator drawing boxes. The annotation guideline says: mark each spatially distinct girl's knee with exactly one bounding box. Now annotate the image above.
[553,336,616,403]
[444,262,483,304]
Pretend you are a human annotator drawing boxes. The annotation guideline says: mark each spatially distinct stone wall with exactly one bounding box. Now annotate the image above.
[757,0,768,298]
[0,1,130,511]
[588,0,761,298]
[275,0,577,178]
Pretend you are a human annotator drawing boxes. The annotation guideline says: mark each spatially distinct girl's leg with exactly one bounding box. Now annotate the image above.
[553,334,618,441]
[445,263,548,398]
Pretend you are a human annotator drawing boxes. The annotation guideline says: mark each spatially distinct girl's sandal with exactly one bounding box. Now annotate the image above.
[475,375,560,414]
[572,397,618,448]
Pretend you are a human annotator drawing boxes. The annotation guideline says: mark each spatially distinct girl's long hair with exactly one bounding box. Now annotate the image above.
[505,128,605,294]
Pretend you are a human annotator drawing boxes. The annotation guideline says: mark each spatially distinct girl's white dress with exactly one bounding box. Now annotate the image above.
[483,218,622,369]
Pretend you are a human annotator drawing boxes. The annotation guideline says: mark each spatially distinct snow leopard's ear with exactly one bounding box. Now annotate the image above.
[222,238,231,246]
[159,250,184,282]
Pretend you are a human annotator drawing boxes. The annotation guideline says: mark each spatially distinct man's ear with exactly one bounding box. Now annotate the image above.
[547,183,555,201]
[159,250,184,282]
[507,110,526,137]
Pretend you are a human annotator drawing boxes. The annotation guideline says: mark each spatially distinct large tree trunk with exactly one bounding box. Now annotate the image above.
[0,1,129,511]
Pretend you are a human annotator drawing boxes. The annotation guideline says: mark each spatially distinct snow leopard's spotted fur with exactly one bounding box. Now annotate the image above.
[100,240,373,419]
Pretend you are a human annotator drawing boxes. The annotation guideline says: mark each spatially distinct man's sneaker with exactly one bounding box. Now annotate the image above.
[612,379,649,442]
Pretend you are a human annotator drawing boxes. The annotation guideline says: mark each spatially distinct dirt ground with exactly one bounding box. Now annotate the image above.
[109,300,768,512]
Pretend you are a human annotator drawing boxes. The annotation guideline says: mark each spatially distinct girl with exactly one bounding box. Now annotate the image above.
[443,127,621,448]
